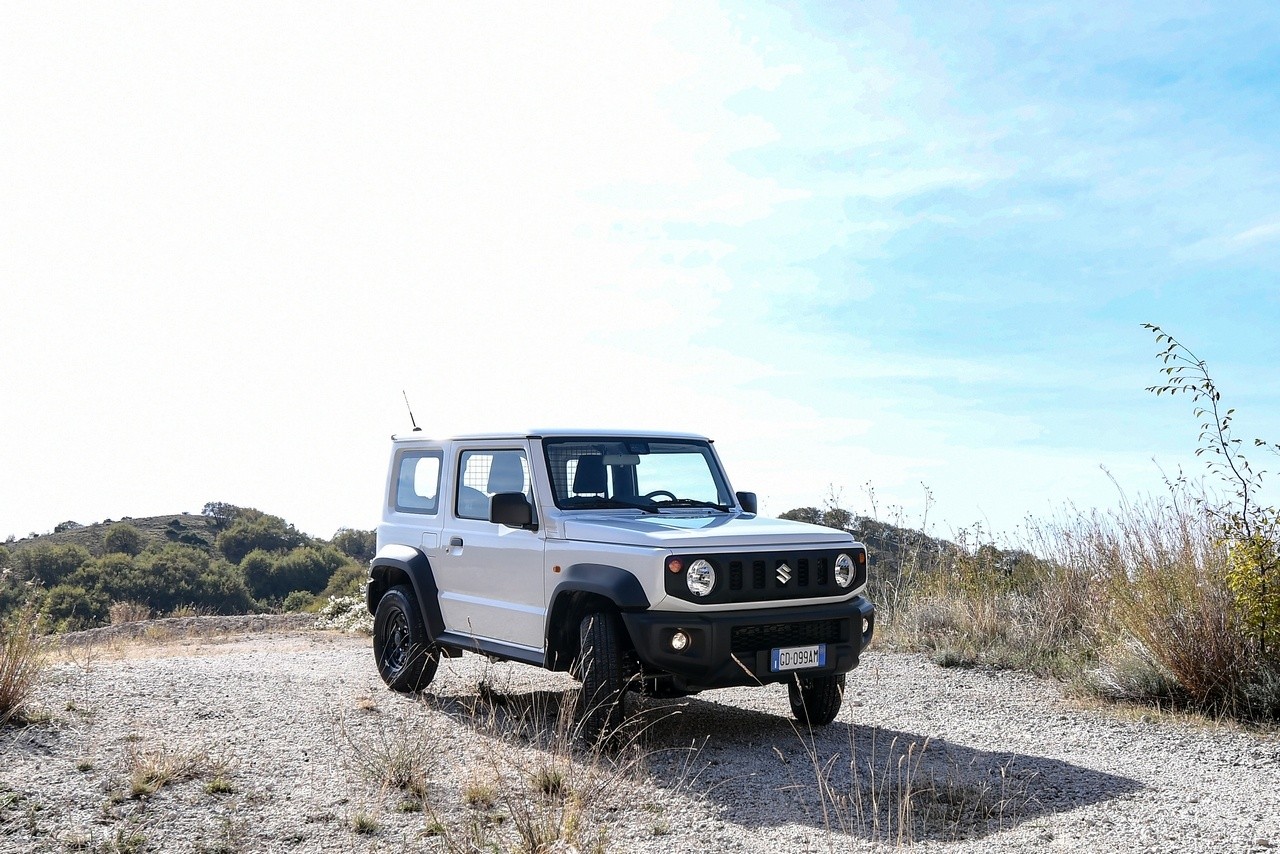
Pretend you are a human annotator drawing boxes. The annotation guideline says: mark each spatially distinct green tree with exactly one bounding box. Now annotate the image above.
[103,523,145,556]
[331,528,376,563]
[216,513,307,564]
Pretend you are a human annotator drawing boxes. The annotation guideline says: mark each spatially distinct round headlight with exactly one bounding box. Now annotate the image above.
[686,559,716,597]
[835,553,854,588]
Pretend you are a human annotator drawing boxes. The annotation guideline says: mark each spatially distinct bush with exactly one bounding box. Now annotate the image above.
[332,528,376,563]
[12,544,91,587]
[316,595,372,634]
[282,590,315,612]
[216,514,307,564]
[103,523,145,556]
[243,546,345,603]
[0,605,45,726]
[41,583,110,632]
[319,561,367,600]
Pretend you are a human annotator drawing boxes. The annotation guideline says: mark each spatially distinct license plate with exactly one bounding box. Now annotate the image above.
[771,644,826,672]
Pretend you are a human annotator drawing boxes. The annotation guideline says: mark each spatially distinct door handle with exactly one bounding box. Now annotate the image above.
[449,537,464,548]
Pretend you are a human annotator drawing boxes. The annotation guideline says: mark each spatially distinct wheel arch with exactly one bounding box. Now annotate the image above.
[367,547,445,641]
[544,563,649,671]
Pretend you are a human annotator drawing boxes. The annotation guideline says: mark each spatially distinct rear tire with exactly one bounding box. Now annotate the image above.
[373,585,438,692]
[788,673,844,726]
[574,611,626,744]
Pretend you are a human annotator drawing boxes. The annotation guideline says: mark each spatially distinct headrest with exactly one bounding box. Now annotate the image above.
[487,453,526,494]
[572,455,607,494]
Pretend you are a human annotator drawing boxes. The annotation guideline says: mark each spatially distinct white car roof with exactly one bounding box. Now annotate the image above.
[390,428,713,443]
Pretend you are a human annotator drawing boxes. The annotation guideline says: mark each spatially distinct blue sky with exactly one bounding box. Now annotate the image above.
[2,1,1278,542]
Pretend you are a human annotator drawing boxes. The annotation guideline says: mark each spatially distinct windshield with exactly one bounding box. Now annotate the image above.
[542,437,733,511]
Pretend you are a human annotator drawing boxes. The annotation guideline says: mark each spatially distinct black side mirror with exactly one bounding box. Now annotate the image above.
[735,491,758,514]
[491,492,536,529]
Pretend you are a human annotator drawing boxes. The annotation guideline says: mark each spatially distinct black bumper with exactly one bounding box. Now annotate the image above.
[619,596,874,692]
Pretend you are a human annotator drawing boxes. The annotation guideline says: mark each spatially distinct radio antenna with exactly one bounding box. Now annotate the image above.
[402,390,422,432]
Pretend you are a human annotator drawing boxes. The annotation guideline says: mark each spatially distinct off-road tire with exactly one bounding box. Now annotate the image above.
[373,585,438,692]
[574,611,626,744]
[788,673,844,726]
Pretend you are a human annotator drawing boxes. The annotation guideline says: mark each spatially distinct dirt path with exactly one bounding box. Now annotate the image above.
[1,623,1277,853]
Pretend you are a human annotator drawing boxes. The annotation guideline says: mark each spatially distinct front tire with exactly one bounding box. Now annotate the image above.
[574,611,626,744]
[788,673,844,726]
[373,585,438,692]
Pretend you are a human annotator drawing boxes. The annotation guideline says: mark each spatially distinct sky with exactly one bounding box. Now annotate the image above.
[3,1,1279,545]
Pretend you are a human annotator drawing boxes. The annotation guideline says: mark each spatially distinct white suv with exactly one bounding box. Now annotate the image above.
[367,429,875,740]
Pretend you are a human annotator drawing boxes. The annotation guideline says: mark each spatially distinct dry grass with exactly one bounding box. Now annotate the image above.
[124,743,235,798]
[883,490,1280,720]
[0,605,47,726]
[342,674,687,854]
[109,602,152,625]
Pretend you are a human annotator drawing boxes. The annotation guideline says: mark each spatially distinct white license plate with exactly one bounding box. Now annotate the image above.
[771,644,826,672]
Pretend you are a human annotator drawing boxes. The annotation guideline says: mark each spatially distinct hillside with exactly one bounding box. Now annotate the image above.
[5,513,219,557]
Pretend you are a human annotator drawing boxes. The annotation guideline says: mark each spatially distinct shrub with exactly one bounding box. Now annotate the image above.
[0,606,46,725]
[319,561,367,600]
[41,583,110,631]
[12,544,91,587]
[244,546,345,602]
[216,514,307,564]
[103,523,145,556]
[332,528,375,563]
[282,590,315,612]
[316,595,372,634]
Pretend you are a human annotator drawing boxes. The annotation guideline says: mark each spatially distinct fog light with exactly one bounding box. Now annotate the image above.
[862,618,870,635]
[670,630,690,651]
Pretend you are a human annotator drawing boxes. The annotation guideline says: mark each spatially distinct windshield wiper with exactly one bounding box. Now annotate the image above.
[652,498,730,512]
[568,497,660,514]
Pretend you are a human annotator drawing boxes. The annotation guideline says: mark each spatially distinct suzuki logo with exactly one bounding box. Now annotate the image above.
[776,563,792,585]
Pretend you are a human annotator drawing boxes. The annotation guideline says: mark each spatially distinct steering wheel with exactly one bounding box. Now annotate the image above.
[642,490,678,501]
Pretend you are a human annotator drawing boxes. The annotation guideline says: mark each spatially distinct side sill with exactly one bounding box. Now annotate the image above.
[435,631,545,667]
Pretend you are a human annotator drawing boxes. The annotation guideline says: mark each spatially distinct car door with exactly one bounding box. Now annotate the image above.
[435,443,546,650]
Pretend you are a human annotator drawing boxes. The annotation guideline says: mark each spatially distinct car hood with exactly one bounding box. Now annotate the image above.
[559,512,855,549]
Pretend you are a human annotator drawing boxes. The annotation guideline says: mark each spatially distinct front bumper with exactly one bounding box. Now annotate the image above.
[620,596,874,692]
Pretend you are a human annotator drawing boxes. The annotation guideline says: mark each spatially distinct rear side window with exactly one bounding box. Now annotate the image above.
[393,451,442,514]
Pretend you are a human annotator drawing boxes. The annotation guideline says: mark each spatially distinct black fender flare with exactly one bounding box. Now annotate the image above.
[544,563,650,669]
[367,547,445,642]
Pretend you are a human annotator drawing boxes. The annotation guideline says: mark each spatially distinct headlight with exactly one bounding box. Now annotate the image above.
[686,559,716,597]
[835,553,854,588]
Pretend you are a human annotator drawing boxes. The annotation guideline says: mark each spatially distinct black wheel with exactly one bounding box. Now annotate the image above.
[573,611,626,744]
[641,490,678,501]
[373,585,438,692]
[788,673,844,726]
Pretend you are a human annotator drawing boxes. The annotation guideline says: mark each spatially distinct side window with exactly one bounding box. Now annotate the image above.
[394,451,442,514]
[456,449,529,520]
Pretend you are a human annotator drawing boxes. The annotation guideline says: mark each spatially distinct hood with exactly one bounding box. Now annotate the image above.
[559,512,856,550]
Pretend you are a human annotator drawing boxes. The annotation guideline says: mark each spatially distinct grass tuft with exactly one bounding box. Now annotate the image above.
[0,605,47,727]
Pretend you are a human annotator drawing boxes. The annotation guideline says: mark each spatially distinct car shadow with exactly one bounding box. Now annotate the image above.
[420,679,1144,842]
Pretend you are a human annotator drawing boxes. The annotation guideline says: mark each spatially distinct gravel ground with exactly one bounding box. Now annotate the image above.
[1,619,1278,853]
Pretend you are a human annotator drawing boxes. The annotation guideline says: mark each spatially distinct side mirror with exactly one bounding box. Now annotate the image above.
[735,491,758,514]
[491,492,536,529]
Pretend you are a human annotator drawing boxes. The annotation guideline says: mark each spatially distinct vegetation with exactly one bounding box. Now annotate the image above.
[0,504,375,634]
[0,605,46,726]
[797,326,1280,721]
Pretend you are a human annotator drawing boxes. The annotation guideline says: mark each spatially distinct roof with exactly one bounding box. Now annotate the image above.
[390,428,713,443]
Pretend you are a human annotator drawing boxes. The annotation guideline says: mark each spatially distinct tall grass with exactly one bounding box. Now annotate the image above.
[0,605,46,726]
[883,489,1280,720]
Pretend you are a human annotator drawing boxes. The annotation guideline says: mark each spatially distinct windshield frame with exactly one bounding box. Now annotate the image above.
[540,435,735,512]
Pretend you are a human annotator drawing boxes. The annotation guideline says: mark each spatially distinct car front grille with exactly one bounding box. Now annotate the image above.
[666,548,866,604]
[730,619,843,653]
